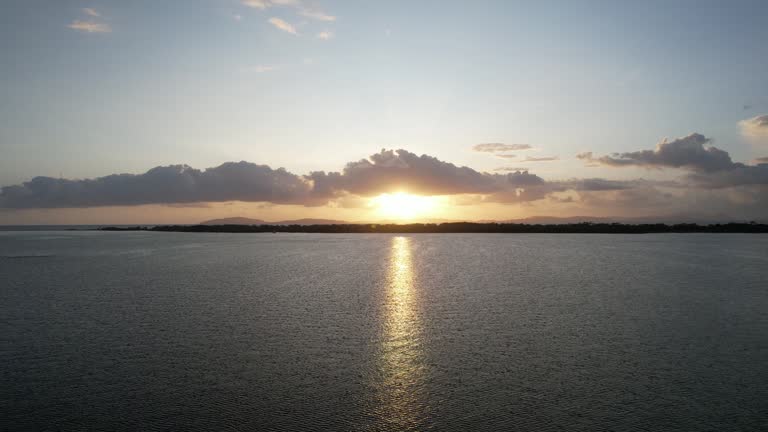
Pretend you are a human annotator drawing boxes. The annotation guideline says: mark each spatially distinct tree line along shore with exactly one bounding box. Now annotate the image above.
[98,222,768,234]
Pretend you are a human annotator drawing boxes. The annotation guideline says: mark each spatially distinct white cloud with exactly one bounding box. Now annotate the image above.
[317,30,333,40]
[300,8,335,21]
[739,115,768,139]
[233,14,243,21]
[242,0,334,21]
[268,17,297,34]
[242,0,271,9]
[67,20,111,33]
[82,8,100,17]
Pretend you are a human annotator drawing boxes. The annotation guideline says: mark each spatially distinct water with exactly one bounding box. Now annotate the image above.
[1,231,767,431]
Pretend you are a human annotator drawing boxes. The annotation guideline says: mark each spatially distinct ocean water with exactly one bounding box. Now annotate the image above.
[1,231,767,431]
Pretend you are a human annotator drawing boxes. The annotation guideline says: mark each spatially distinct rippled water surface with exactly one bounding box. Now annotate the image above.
[2,232,767,431]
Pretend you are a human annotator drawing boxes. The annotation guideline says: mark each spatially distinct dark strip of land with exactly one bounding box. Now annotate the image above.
[99,222,768,234]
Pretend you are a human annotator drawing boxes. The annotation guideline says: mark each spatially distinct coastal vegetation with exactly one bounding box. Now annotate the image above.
[99,222,768,234]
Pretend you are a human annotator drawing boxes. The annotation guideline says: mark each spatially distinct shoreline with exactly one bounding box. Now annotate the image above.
[94,222,768,234]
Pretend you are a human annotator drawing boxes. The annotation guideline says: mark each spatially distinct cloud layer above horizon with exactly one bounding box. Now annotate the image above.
[2,136,768,219]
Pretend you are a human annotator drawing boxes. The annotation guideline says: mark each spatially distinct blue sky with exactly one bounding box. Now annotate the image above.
[1,0,767,223]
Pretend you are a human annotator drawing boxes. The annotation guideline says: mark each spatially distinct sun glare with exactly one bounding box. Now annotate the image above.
[370,193,442,221]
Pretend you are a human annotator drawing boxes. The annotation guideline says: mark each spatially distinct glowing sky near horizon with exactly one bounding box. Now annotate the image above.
[1,0,768,223]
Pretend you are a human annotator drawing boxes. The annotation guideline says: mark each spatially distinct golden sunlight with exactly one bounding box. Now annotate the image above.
[370,193,444,221]
[377,236,426,428]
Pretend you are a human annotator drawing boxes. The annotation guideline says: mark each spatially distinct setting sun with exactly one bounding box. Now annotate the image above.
[370,193,443,221]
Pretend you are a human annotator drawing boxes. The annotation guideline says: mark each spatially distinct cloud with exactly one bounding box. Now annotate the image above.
[494,167,528,172]
[242,0,269,8]
[495,154,516,159]
[686,165,768,189]
[578,133,768,189]
[559,178,654,191]
[268,17,297,34]
[300,9,335,21]
[0,150,559,208]
[0,163,326,209]
[521,156,559,162]
[473,143,532,152]
[2,148,766,217]
[303,151,564,205]
[327,149,503,196]
[753,157,768,164]
[243,0,300,9]
[578,133,732,172]
[242,0,335,21]
[67,20,111,33]
[82,8,100,17]
[739,115,768,139]
[317,30,333,40]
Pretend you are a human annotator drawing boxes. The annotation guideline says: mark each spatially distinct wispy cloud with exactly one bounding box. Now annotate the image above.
[241,0,272,9]
[68,8,110,34]
[316,30,333,40]
[300,8,335,21]
[473,143,533,152]
[242,0,335,21]
[494,167,529,172]
[67,20,111,33]
[521,156,560,162]
[495,154,517,159]
[268,17,297,34]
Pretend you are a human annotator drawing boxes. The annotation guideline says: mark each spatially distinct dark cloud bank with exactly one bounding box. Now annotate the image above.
[0,150,560,208]
[577,133,768,188]
[2,136,768,218]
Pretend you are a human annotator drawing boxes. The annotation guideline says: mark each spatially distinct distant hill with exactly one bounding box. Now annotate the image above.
[201,217,347,225]
[201,217,267,225]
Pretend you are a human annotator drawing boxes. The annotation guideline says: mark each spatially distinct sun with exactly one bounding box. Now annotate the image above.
[370,192,443,221]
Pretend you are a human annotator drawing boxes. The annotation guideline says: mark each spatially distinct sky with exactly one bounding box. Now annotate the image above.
[1,0,768,224]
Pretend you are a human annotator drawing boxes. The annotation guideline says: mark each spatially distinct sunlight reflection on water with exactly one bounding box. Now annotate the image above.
[375,236,428,430]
